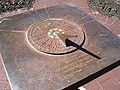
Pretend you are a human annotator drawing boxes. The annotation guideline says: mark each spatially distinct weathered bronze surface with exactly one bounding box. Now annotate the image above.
[0,3,120,90]
[27,18,84,55]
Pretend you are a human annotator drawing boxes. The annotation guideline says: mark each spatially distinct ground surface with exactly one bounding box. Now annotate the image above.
[88,0,120,20]
[0,0,120,90]
[0,0,35,14]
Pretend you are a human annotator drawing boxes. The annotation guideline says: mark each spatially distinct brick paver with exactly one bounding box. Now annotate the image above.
[112,66,120,75]
[83,80,102,90]
[96,71,113,83]
[84,66,120,90]
[100,76,120,90]
[0,0,120,90]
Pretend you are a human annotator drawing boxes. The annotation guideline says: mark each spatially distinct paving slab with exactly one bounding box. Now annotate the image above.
[0,3,120,90]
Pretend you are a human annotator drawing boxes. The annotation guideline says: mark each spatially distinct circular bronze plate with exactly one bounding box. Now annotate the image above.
[26,18,85,55]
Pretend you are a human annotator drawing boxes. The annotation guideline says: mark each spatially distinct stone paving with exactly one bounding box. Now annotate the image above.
[0,0,120,90]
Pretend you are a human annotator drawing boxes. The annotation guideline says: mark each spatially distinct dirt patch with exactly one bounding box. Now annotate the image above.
[0,0,35,14]
[87,0,120,20]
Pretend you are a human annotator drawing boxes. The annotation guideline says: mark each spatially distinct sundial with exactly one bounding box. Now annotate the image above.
[0,3,120,90]
[26,18,84,55]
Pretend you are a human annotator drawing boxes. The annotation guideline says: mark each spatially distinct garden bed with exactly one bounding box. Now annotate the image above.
[87,0,120,20]
[0,0,35,14]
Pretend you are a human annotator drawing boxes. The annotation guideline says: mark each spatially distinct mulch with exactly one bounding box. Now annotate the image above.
[0,0,35,14]
[87,0,120,20]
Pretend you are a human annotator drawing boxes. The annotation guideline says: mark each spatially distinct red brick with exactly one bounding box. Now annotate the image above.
[115,74,120,82]
[109,20,120,31]
[105,17,115,25]
[61,0,71,3]
[70,0,83,5]
[96,71,113,83]
[100,76,120,90]
[84,80,102,90]
[78,1,89,7]
[33,0,46,10]
[96,14,103,22]
[113,28,120,35]
[46,0,59,7]
[112,66,120,75]
[99,16,108,24]
[112,84,120,90]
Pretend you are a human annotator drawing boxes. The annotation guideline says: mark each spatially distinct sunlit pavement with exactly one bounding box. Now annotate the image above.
[0,0,120,90]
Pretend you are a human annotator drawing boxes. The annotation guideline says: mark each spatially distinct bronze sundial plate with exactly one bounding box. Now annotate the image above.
[0,3,120,90]
[27,18,84,55]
